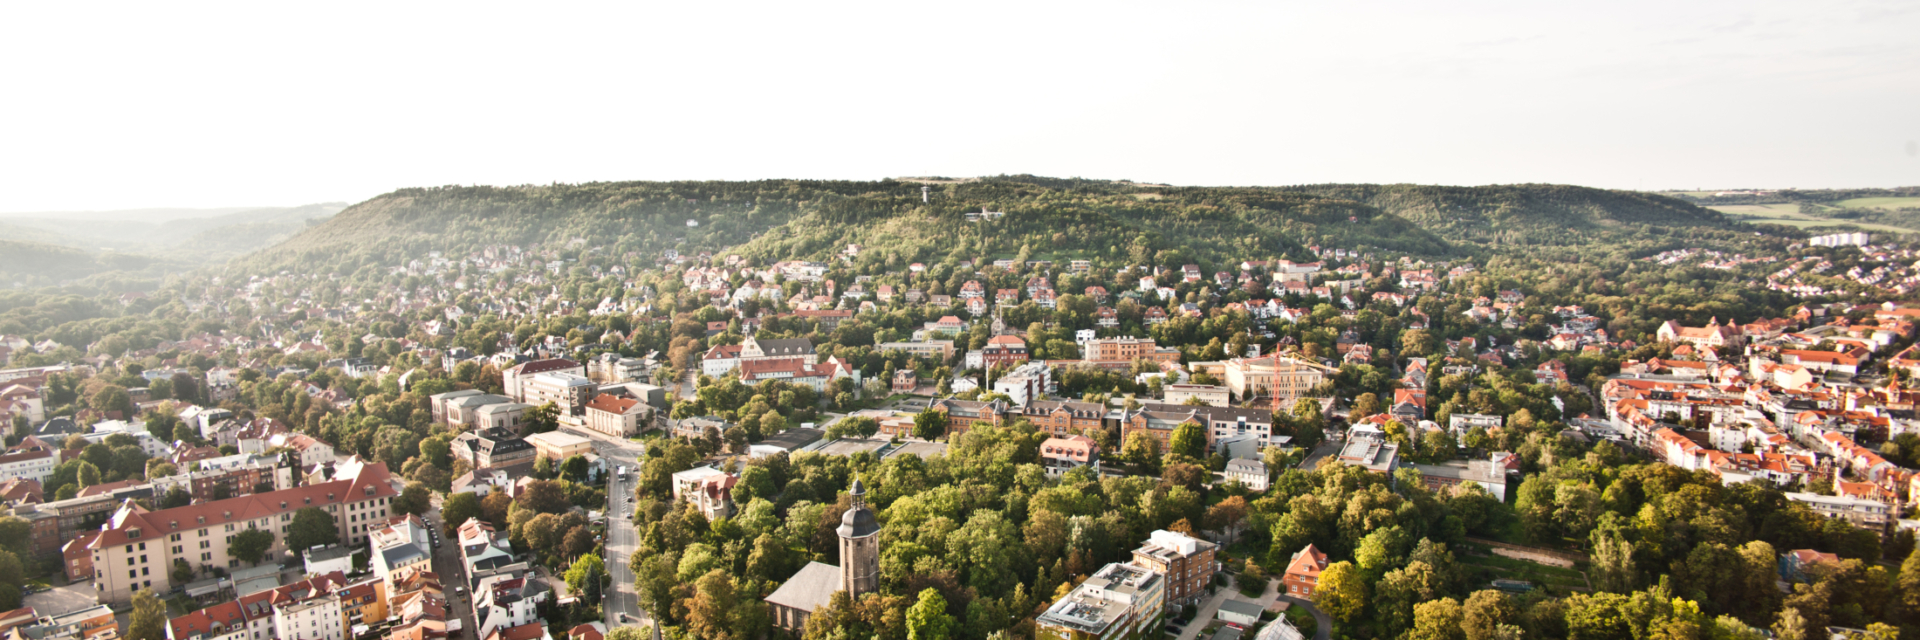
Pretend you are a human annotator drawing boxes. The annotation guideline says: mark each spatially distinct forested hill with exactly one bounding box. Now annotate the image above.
[1277,184,1733,249]
[234,178,1450,276]
[233,177,1741,276]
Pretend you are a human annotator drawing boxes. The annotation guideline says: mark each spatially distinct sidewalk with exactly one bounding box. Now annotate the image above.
[1176,576,1284,640]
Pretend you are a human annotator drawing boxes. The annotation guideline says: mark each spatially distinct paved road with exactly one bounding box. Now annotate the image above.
[421,503,480,639]
[1276,595,1333,640]
[563,427,656,639]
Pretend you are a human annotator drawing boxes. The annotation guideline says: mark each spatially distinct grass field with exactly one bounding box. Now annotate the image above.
[1708,204,1919,233]
[1459,543,1592,594]
[1835,197,1920,210]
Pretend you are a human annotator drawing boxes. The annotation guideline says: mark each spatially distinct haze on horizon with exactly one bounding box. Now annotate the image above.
[2,0,1917,214]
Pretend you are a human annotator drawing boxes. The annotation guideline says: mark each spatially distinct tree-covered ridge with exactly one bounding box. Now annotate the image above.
[1275,183,1736,249]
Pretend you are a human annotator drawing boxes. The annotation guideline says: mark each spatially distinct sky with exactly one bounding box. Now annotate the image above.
[2,0,1917,213]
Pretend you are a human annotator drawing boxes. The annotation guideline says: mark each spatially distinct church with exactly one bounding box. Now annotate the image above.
[764,480,882,631]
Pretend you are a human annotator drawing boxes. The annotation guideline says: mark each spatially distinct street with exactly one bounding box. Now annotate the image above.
[567,427,656,638]
[422,499,481,639]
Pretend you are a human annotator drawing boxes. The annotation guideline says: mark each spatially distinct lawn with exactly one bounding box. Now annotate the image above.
[1707,204,1919,233]
[1283,606,1320,639]
[1458,543,1591,594]
[1835,197,1920,211]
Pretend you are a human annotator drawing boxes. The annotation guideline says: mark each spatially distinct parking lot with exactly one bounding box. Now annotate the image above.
[26,583,101,619]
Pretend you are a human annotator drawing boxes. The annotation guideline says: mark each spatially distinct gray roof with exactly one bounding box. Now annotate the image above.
[764,561,841,613]
[754,338,815,356]
[1219,599,1265,618]
[382,545,428,567]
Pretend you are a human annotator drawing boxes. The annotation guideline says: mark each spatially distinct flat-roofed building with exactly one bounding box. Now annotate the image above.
[1786,491,1892,531]
[502,359,585,403]
[877,340,955,361]
[1413,459,1508,500]
[1222,355,1335,406]
[1130,529,1217,606]
[1163,384,1231,407]
[1083,337,1180,365]
[523,431,593,462]
[1035,562,1165,640]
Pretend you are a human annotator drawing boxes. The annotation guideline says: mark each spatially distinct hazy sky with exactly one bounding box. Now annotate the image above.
[3,1,1917,212]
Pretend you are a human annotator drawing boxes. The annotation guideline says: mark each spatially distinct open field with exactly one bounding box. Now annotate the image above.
[1708,204,1919,233]
[1835,196,1920,210]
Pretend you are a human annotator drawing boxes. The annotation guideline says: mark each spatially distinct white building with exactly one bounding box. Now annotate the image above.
[1225,459,1269,491]
[993,362,1052,407]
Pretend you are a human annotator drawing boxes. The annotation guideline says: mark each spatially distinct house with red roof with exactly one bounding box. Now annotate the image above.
[1282,544,1330,597]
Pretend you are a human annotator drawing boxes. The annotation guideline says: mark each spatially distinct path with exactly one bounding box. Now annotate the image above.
[1175,577,1302,640]
[1275,595,1333,640]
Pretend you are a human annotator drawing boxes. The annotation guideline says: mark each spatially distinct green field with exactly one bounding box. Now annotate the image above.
[1835,196,1920,211]
[1708,204,1919,233]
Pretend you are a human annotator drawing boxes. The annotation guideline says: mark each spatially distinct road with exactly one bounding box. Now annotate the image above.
[421,499,480,639]
[566,427,656,639]
[1275,595,1333,640]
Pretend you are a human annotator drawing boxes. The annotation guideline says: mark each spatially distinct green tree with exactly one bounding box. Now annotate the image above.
[1352,392,1382,418]
[169,558,193,584]
[564,553,607,603]
[1462,590,1516,639]
[286,507,339,555]
[906,587,955,640]
[913,409,947,441]
[229,529,274,566]
[1168,422,1207,460]
[441,491,482,536]
[1313,561,1366,623]
[127,588,166,640]
[1408,597,1465,640]
[393,482,432,517]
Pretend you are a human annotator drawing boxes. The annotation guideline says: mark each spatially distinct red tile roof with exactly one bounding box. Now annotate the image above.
[92,464,396,549]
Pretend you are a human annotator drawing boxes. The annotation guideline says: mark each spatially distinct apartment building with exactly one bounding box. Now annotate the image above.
[1162,384,1230,407]
[581,393,649,438]
[1082,337,1180,365]
[1035,562,1165,640]
[1786,491,1891,531]
[88,464,398,605]
[1129,529,1218,606]
[503,359,585,403]
[1222,355,1334,405]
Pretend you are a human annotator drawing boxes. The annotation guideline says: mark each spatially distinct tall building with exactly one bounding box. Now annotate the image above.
[765,480,883,631]
[837,481,880,597]
[1036,562,1165,640]
[1129,530,1218,606]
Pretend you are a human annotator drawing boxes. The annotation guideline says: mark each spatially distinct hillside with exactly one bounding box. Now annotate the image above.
[0,203,344,263]
[236,177,1762,277]
[1276,183,1734,249]
[0,239,183,289]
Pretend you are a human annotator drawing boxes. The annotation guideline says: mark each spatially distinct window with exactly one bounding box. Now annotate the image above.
[142,567,149,576]
[128,570,136,579]
[202,552,212,561]
[126,558,134,566]
[139,543,147,550]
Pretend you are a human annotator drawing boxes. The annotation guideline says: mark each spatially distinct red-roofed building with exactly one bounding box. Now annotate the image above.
[1282,544,1330,597]
[485,622,549,640]
[980,335,1029,371]
[88,464,398,605]
[582,393,648,437]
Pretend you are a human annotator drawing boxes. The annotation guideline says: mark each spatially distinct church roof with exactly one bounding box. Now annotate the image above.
[764,561,841,613]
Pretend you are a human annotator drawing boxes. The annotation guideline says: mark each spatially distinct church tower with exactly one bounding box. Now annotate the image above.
[837,480,881,598]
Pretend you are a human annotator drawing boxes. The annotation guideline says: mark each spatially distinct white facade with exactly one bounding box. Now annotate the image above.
[0,447,55,484]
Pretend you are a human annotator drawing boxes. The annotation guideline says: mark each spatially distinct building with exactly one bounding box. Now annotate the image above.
[15,605,116,640]
[1217,599,1264,627]
[927,398,1007,436]
[88,464,397,605]
[369,515,433,588]
[980,335,1030,371]
[1785,491,1891,531]
[452,428,537,469]
[1010,400,1106,437]
[891,370,918,394]
[1779,548,1839,583]
[1083,337,1181,365]
[1222,355,1334,405]
[1118,403,1278,453]
[522,431,592,463]
[765,480,881,631]
[1225,459,1268,491]
[1130,529,1217,606]
[1413,460,1509,500]
[1039,435,1099,477]
[877,340,955,361]
[1281,544,1329,597]
[1447,413,1502,437]
[1035,562,1165,640]
[522,373,595,421]
[581,393,649,438]
[738,356,858,392]
[0,442,56,485]
[1163,384,1230,407]
[1655,319,1744,350]
[502,359,584,403]
[1337,433,1401,474]
[993,362,1052,407]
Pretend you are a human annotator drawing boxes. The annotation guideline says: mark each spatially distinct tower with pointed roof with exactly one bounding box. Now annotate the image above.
[837,480,880,598]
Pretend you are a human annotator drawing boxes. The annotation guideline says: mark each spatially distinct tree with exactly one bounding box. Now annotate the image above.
[1122,431,1161,474]
[442,491,482,536]
[521,402,560,436]
[1168,422,1207,460]
[906,587,955,640]
[1352,392,1382,418]
[229,529,274,566]
[169,558,194,584]
[564,553,607,603]
[562,526,595,559]
[480,489,513,528]
[392,482,432,517]
[560,455,591,483]
[1408,597,1465,640]
[1313,561,1366,623]
[127,588,166,640]
[286,507,339,555]
[517,479,571,514]
[913,409,947,441]
[1462,590,1516,639]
